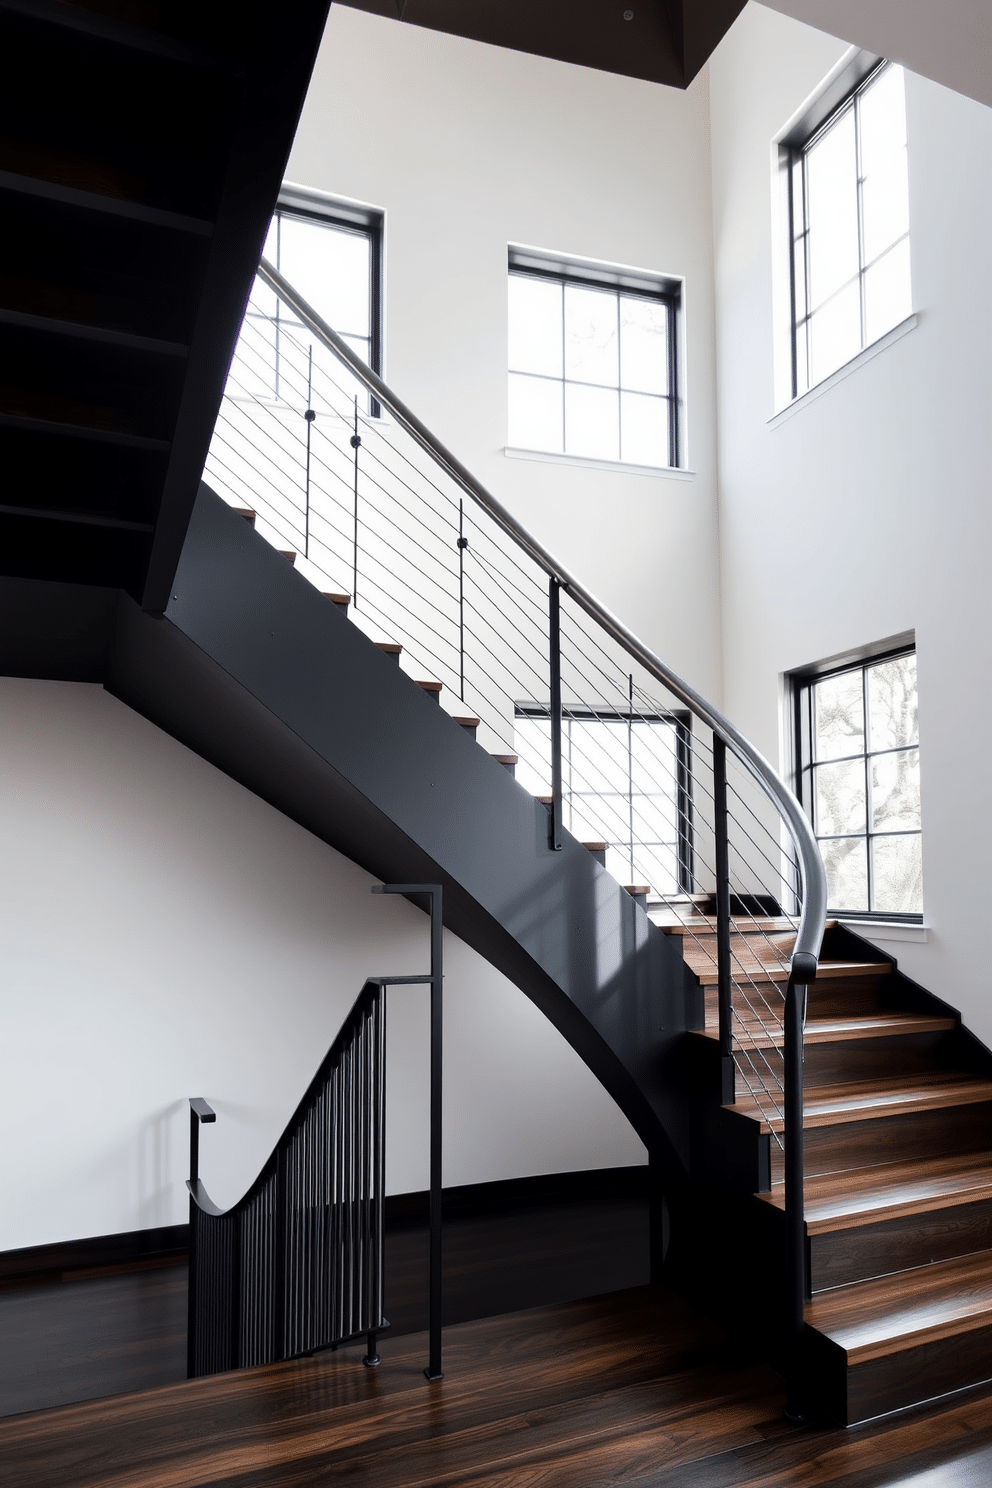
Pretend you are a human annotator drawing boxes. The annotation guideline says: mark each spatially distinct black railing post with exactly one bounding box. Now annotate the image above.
[426,886,444,1380]
[549,577,563,851]
[186,1097,215,1379]
[373,884,445,1381]
[350,394,361,607]
[712,736,735,1105]
[784,967,810,1422]
[457,501,468,701]
[304,345,314,560]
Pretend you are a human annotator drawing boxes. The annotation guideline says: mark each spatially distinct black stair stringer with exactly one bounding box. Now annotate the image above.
[102,485,697,1183]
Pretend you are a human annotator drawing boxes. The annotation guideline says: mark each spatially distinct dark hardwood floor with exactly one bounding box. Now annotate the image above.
[7,1188,992,1485]
[7,1281,992,1487]
[0,1186,651,1418]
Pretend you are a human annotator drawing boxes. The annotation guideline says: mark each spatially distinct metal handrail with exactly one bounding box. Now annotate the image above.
[258,257,827,980]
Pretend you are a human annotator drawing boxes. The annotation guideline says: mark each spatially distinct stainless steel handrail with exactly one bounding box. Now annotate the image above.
[256,257,827,976]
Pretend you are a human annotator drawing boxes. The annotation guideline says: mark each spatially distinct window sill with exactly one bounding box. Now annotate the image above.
[840,918,929,945]
[504,447,695,481]
[769,313,918,428]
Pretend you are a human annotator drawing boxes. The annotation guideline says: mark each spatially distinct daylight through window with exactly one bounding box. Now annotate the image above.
[237,198,382,408]
[507,256,680,468]
[514,709,691,895]
[789,62,911,397]
[794,650,922,917]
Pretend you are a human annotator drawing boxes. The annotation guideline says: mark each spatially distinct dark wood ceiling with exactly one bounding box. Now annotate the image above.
[336,0,749,88]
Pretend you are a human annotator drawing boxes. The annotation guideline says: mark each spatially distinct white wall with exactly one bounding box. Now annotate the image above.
[708,6,992,1034]
[761,1,992,111]
[286,5,724,702]
[0,679,644,1252]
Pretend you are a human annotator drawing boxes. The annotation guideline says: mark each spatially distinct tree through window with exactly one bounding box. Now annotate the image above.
[794,648,922,917]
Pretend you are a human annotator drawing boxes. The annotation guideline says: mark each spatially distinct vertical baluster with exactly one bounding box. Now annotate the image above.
[549,578,563,852]
[230,1210,242,1370]
[274,1144,287,1361]
[785,973,809,1421]
[712,735,735,1106]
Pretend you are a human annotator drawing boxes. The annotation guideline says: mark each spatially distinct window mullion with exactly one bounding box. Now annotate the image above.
[855,91,867,353]
[863,663,873,911]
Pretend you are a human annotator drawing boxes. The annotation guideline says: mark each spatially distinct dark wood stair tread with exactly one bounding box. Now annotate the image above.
[733,1074,992,1135]
[689,955,891,987]
[660,916,838,934]
[806,1250,992,1363]
[452,716,480,727]
[416,680,442,692]
[702,1008,955,1048]
[760,1153,992,1233]
[278,550,296,565]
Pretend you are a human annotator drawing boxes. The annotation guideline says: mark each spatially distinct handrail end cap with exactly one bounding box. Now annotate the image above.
[790,951,818,984]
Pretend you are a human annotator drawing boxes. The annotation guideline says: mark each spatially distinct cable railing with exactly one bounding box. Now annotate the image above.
[204,258,828,1409]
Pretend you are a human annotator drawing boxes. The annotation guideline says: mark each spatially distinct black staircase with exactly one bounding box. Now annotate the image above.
[14,0,983,1428]
[0,0,332,604]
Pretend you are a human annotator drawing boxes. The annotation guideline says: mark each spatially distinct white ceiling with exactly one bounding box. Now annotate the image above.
[758,1,992,109]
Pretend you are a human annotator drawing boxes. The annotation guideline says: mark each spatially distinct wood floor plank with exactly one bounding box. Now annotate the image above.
[7,1284,992,1487]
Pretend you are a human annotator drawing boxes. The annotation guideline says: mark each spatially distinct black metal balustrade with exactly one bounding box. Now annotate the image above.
[187,884,446,1383]
[204,260,828,1406]
[187,981,387,1378]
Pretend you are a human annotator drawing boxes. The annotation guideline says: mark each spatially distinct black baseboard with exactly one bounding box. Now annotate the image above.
[0,1166,653,1286]
[385,1164,653,1227]
[0,1224,188,1286]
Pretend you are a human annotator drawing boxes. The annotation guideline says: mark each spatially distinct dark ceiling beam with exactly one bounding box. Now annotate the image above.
[336,0,747,88]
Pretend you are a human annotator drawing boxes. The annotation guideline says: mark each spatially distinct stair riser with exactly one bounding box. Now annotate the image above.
[845,1322,992,1425]
[771,1102,992,1183]
[744,1032,955,1091]
[806,980,893,1018]
[720,977,892,1028]
[811,1197,992,1292]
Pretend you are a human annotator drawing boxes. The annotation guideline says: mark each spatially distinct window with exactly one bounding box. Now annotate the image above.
[793,646,922,919]
[507,248,681,469]
[786,60,911,398]
[514,707,693,894]
[240,190,382,405]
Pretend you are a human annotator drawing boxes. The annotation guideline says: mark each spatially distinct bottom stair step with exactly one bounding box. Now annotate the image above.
[805,1250,992,1423]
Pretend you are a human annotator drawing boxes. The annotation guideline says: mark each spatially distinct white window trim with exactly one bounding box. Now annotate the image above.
[767,313,917,429]
[841,919,929,944]
[504,446,696,481]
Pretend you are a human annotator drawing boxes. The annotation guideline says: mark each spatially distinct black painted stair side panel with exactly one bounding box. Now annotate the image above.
[103,485,696,1180]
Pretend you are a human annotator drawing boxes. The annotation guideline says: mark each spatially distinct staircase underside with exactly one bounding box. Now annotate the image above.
[336,0,749,89]
[0,483,697,1186]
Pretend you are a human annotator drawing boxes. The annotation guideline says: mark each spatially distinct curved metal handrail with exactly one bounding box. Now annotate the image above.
[257,257,827,978]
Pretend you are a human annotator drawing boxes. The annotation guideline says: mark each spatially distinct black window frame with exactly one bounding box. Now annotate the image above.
[267,188,384,410]
[514,703,695,894]
[782,55,909,402]
[791,637,922,923]
[507,247,683,470]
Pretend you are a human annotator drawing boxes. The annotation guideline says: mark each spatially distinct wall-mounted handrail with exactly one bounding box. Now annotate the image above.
[256,257,827,982]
